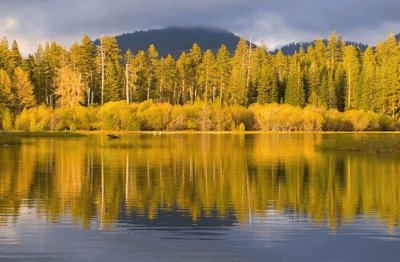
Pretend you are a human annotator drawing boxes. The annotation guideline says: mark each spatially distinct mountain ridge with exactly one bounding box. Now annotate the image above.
[98,27,397,57]
[97,27,244,58]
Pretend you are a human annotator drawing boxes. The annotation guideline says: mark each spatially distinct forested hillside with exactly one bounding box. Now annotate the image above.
[99,27,244,58]
[274,40,369,55]
[0,31,399,131]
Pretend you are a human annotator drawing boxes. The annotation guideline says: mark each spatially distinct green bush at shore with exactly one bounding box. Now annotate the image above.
[1,100,398,132]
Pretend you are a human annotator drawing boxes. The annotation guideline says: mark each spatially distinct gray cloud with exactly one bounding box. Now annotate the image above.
[0,0,399,54]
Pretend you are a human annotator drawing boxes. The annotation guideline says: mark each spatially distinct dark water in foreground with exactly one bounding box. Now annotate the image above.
[0,134,399,261]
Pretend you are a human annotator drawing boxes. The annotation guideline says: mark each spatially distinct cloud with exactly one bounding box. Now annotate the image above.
[0,0,399,54]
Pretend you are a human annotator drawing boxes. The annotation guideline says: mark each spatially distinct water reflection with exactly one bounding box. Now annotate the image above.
[0,134,399,232]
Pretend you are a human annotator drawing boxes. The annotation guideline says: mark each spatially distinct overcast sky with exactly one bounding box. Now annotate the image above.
[1,0,399,55]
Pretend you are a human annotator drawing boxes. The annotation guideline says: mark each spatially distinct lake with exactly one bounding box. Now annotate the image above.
[0,134,399,261]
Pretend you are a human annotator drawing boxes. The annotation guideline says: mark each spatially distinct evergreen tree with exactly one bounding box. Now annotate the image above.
[123,49,134,103]
[274,50,288,103]
[334,64,347,112]
[103,61,122,102]
[97,36,123,103]
[42,42,67,106]
[343,45,361,109]
[326,32,344,75]
[54,65,86,107]
[146,44,159,100]
[159,54,177,103]
[176,52,191,104]
[285,56,305,107]
[360,47,377,111]
[254,46,277,104]
[227,38,248,106]
[187,43,202,102]
[9,40,23,72]
[70,35,97,104]
[0,38,10,71]
[326,70,337,109]
[215,45,231,104]
[31,44,47,104]
[375,33,400,116]
[257,62,278,104]
[198,49,217,102]
[305,40,325,106]
[12,67,37,110]
[0,69,13,107]
[129,50,148,102]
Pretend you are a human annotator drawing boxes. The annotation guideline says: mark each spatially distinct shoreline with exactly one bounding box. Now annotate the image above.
[1,130,400,137]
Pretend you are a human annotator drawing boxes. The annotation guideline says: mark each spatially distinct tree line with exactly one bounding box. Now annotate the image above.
[0,31,399,127]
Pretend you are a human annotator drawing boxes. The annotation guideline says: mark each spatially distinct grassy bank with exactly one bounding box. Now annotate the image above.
[316,135,400,153]
[0,131,86,137]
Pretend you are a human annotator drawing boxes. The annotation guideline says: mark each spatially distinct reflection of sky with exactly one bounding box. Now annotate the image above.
[1,207,399,261]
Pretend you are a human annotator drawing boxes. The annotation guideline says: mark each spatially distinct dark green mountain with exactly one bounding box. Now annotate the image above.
[103,27,244,58]
[273,40,369,55]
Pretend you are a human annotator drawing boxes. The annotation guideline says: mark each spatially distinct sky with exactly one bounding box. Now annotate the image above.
[1,0,399,55]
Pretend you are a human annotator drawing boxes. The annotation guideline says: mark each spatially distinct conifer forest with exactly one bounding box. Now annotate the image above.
[0,32,399,131]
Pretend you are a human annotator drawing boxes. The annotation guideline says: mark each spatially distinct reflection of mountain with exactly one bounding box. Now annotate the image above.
[119,209,236,227]
[0,134,399,232]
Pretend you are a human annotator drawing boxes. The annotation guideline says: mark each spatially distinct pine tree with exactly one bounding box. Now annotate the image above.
[54,65,86,107]
[334,64,346,112]
[360,47,376,111]
[42,42,68,106]
[177,52,191,104]
[257,63,278,104]
[12,67,37,110]
[123,49,134,103]
[251,46,266,104]
[375,33,400,116]
[70,35,97,104]
[146,44,159,101]
[227,38,248,106]
[0,69,13,107]
[215,45,231,104]
[129,50,148,102]
[159,54,177,103]
[327,70,337,109]
[285,56,305,107]
[0,38,10,71]
[187,43,202,102]
[103,61,121,102]
[326,32,344,75]
[306,60,322,106]
[274,50,288,103]
[305,40,325,106]
[198,49,217,102]
[97,36,123,103]
[343,45,361,109]
[9,40,23,72]
[255,46,277,104]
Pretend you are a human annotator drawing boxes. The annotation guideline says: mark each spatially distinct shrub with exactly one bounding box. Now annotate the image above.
[138,102,171,131]
[342,110,380,131]
[97,101,140,131]
[1,108,13,131]
[15,106,53,131]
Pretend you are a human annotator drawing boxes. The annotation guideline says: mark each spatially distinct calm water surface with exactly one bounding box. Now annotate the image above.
[0,134,399,261]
